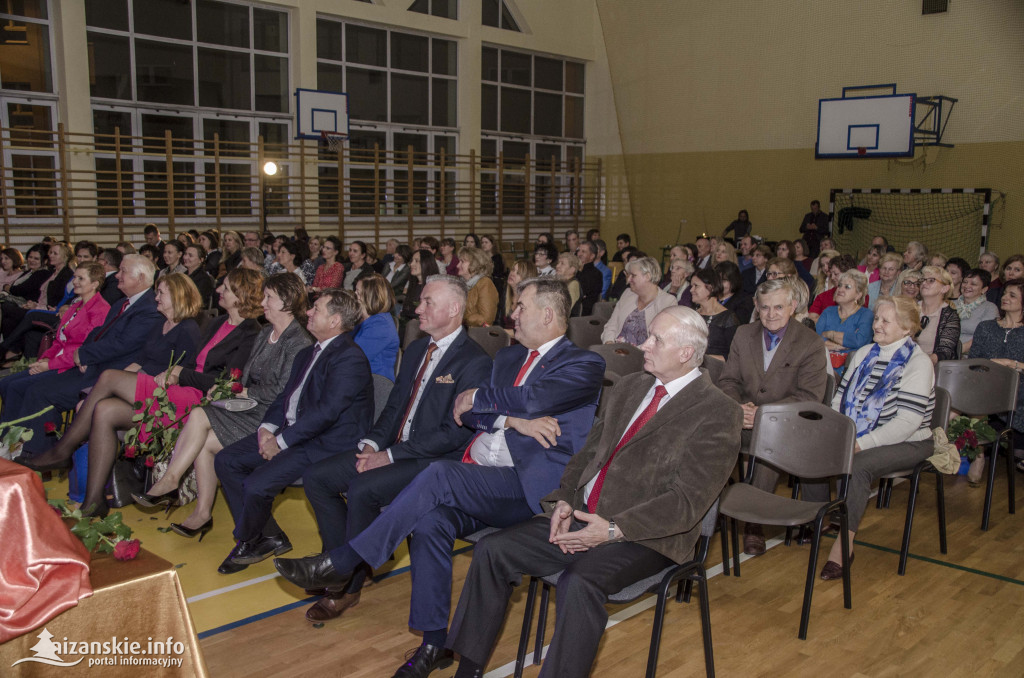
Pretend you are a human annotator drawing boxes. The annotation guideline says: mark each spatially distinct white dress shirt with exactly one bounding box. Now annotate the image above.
[469,334,562,467]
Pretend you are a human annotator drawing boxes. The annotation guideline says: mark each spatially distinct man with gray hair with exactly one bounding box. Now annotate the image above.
[13,254,162,465]
[275,276,605,678]
[718,277,828,556]
[444,306,742,678]
[297,274,493,623]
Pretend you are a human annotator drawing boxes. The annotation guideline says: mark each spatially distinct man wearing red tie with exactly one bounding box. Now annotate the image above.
[275,277,605,678]
[444,306,743,678]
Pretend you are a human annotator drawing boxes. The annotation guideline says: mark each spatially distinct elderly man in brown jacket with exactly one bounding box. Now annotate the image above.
[444,306,741,678]
[717,277,829,556]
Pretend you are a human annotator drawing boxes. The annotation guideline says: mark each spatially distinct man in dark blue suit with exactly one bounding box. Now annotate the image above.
[300,276,493,622]
[214,289,374,574]
[11,254,162,464]
[275,277,605,678]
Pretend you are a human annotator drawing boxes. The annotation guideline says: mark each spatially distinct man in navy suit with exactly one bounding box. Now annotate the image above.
[300,275,493,622]
[12,254,162,464]
[214,289,374,574]
[275,277,606,678]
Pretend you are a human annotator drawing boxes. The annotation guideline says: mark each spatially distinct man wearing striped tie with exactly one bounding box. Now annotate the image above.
[444,306,742,678]
[275,277,605,678]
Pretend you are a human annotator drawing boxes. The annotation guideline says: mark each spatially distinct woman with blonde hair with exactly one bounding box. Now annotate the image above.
[895,268,923,302]
[219,230,243,277]
[457,246,499,327]
[714,241,738,265]
[500,259,537,329]
[555,251,583,316]
[354,274,399,381]
[817,270,874,368]
[601,256,676,345]
[916,265,960,363]
[812,248,840,292]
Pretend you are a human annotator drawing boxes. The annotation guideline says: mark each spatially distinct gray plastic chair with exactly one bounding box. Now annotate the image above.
[935,359,1020,530]
[700,357,725,385]
[596,370,621,419]
[592,300,616,320]
[372,373,394,421]
[514,500,722,678]
[402,318,428,351]
[468,325,511,359]
[719,401,856,639]
[567,316,605,349]
[588,342,645,375]
[874,387,952,574]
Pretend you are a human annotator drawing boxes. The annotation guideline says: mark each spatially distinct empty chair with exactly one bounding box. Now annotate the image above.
[719,402,856,639]
[515,500,722,678]
[567,315,604,348]
[372,373,394,421]
[935,359,1019,530]
[588,342,646,375]
[875,386,952,574]
[592,300,615,320]
[468,325,511,359]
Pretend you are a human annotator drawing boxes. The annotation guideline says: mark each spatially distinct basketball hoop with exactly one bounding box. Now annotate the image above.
[320,130,347,154]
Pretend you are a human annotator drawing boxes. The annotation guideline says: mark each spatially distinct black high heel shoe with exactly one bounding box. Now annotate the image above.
[15,451,73,472]
[170,519,213,542]
[132,488,179,509]
[80,500,109,519]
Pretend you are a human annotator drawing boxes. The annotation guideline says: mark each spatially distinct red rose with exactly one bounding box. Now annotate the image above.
[124,445,137,459]
[113,538,141,561]
[51,505,64,518]
[144,456,155,468]
[230,368,243,380]
[43,422,57,434]
[954,433,968,450]
[231,382,243,393]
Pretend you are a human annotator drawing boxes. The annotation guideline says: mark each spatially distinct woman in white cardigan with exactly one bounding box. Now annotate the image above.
[600,256,676,345]
[812,295,935,581]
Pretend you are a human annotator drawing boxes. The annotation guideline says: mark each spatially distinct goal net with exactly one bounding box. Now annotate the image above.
[830,188,992,266]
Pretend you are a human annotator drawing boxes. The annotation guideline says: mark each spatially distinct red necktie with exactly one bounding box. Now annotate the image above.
[93,299,130,341]
[587,385,668,513]
[462,349,541,463]
[394,343,437,444]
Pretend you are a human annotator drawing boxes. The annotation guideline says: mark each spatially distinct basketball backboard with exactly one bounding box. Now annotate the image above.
[816,84,915,159]
[295,88,349,140]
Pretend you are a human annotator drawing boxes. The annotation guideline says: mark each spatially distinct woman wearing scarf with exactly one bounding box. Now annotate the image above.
[815,295,935,581]
[457,246,498,327]
[954,268,998,356]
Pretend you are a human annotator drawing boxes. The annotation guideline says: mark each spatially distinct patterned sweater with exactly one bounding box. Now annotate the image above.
[832,338,935,450]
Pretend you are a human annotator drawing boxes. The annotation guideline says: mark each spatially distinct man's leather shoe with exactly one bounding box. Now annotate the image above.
[391,644,453,678]
[820,554,854,580]
[228,534,292,566]
[274,552,351,590]
[217,557,248,575]
[743,532,766,556]
[305,591,360,622]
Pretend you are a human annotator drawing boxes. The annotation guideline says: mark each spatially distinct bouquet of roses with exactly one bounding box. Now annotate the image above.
[48,499,140,560]
[947,415,998,462]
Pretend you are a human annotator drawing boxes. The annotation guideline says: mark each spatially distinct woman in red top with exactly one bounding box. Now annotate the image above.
[309,236,345,294]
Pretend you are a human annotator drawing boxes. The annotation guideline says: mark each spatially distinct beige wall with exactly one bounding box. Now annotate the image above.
[596,0,1024,257]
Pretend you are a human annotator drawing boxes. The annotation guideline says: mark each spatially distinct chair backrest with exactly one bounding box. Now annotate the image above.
[592,300,615,320]
[935,359,1019,418]
[596,370,621,418]
[692,497,721,563]
[748,401,856,481]
[932,386,952,430]
[587,342,646,375]
[823,372,837,405]
[402,318,427,350]
[700,356,724,385]
[468,325,511,359]
[372,373,394,421]
[567,316,605,348]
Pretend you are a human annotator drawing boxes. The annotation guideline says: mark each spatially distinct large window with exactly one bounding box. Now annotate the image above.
[84,0,291,219]
[0,0,53,94]
[480,46,585,217]
[316,17,458,217]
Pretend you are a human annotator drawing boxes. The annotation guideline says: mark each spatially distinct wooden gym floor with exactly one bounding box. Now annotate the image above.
[43,467,1024,677]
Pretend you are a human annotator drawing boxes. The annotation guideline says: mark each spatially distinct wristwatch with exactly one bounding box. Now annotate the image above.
[608,520,617,541]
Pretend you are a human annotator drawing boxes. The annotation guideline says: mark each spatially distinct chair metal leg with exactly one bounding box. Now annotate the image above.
[645,578,671,678]
[697,574,715,678]
[1005,439,1016,515]
[730,517,741,577]
[534,583,550,665]
[898,467,922,576]
[884,478,894,508]
[876,479,886,509]
[514,579,539,678]
[982,442,1000,531]
[839,507,852,611]
[679,579,692,603]
[719,516,730,577]
[798,514,824,640]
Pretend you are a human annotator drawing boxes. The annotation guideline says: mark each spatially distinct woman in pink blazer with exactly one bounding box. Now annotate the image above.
[30,262,111,375]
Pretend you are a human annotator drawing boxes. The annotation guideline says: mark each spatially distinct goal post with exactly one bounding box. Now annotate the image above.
[828,188,992,265]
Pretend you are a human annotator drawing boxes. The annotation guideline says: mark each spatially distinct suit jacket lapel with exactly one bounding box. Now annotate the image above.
[578,373,655,487]
[420,331,464,395]
[519,336,572,388]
